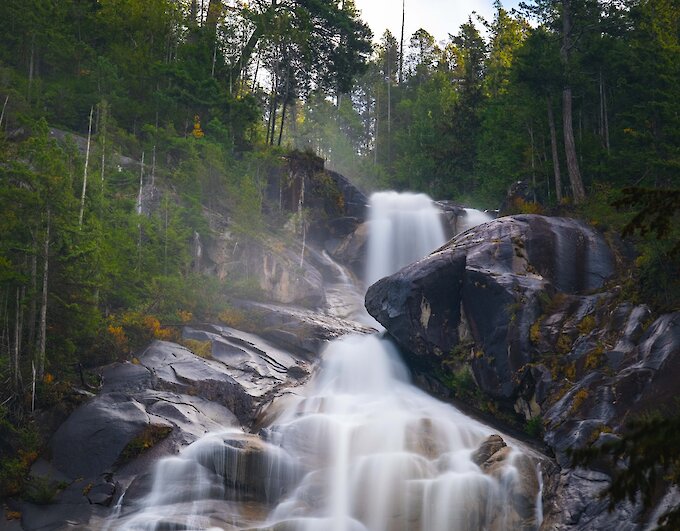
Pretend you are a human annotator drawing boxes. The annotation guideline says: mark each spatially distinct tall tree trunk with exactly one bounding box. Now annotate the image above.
[28,35,35,100]
[151,145,156,187]
[13,287,21,390]
[0,95,9,130]
[36,209,50,381]
[298,175,305,268]
[278,66,290,146]
[1,291,8,375]
[211,41,218,78]
[137,152,145,215]
[206,0,222,33]
[399,0,405,84]
[528,124,537,203]
[267,92,279,146]
[387,58,392,166]
[562,87,585,202]
[137,153,144,272]
[560,0,585,203]
[278,99,288,147]
[374,89,379,164]
[190,0,198,23]
[100,125,107,191]
[28,247,37,353]
[79,106,94,229]
[547,96,563,203]
[599,71,610,153]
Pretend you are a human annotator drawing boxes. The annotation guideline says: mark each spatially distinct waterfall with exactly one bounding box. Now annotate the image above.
[261,335,529,531]
[366,192,447,286]
[108,192,539,531]
[458,208,493,235]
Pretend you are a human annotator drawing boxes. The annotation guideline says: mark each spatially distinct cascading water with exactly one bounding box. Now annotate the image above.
[109,192,539,531]
[259,334,528,531]
[458,208,493,235]
[366,192,447,286]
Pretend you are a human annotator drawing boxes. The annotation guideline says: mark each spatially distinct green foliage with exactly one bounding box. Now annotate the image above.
[180,339,212,359]
[0,408,40,498]
[23,476,67,505]
[118,424,172,464]
[570,412,680,528]
[525,416,544,439]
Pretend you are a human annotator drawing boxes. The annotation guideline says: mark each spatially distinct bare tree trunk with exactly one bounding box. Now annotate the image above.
[560,0,585,203]
[13,288,21,390]
[562,87,585,202]
[547,96,563,203]
[151,145,157,188]
[211,41,218,78]
[0,95,9,130]
[206,0,222,32]
[399,0,405,84]
[137,152,145,215]
[36,209,50,381]
[79,106,94,229]
[190,0,198,25]
[100,127,106,191]
[372,89,378,164]
[28,36,35,100]
[277,67,290,146]
[0,291,6,374]
[599,71,610,153]
[28,246,37,353]
[137,153,144,272]
[252,54,260,90]
[298,176,305,268]
[31,362,36,412]
[164,198,169,276]
[278,99,288,147]
[387,68,392,165]
[528,124,537,203]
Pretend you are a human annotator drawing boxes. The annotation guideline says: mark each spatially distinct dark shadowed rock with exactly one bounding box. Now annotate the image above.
[50,392,156,480]
[365,251,466,361]
[330,221,370,277]
[366,215,613,400]
[363,213,680,529]
[226,301,375,359]
[472,434,507,467]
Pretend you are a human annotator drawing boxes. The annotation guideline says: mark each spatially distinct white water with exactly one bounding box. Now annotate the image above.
[109,192,537,531]
[261,334,525,531]
[458,208,494,236]
[366,192,447,286]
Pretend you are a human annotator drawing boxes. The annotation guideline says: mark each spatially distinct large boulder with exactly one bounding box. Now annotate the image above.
[32,324,320,531]
[329,221,370,278]
[50,392,164,480]
[366,214,615,400]
[366,213,680,529]
[365,251,466,363]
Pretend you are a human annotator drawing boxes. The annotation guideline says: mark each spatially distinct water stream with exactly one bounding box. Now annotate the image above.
[109,192,537,531]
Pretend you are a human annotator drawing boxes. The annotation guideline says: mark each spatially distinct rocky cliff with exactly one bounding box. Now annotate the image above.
[365,214,680,530]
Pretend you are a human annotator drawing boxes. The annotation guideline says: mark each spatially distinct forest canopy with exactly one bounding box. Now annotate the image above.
[0,0,677,442]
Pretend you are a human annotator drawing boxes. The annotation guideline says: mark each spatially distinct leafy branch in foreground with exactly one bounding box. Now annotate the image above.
[613,187,680,256]
[570,413,680,530]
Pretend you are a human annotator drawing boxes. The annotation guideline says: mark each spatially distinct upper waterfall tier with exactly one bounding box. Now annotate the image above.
[365,192,447,286]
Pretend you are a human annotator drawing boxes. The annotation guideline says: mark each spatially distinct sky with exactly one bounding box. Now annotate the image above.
[353,0,523,44]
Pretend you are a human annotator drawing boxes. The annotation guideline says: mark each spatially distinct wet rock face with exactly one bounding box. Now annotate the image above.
[329,221,369,278]
[365,213,680,529]
[471,434,543,530]
[366,214,615,400]
[35,328,317,531]
[365,251,466,362]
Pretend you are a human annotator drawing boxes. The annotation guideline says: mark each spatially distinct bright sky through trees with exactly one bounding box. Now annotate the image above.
[354,0,523,42]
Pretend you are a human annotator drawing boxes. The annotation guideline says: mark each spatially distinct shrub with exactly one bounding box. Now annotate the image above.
[526,416,544,438]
